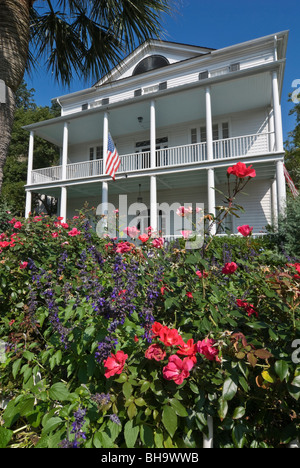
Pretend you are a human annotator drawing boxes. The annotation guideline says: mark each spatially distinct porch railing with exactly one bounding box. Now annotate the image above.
[30,131,274,185]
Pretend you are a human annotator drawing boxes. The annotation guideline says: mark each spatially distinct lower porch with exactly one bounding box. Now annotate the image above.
[25,159,286,238]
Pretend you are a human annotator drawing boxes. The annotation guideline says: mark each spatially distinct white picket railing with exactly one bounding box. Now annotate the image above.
[30,132,274,185]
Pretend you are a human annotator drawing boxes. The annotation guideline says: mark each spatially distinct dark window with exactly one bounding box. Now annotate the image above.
[132,55,169,76]
[199,71,209,80]
[82,103,88,111]
[159,81,168,91]
[134,89,142,97]
[230,63,240,72]
[102,98,109,105]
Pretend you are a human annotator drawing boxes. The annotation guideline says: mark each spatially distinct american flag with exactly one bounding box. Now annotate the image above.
[283,164,299,198]
[105,132,121,180]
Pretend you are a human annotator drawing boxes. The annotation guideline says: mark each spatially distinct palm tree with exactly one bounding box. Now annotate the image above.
[0,0,174,193]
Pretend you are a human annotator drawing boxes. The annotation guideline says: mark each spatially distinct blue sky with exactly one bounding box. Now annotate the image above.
[25,0,300,143]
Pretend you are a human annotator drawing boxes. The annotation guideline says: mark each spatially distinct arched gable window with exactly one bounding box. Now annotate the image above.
[132,55,169,76]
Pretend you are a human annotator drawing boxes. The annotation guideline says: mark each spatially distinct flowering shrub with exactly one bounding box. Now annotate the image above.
[0,166,299,449]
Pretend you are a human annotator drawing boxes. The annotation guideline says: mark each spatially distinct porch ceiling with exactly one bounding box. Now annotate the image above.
[27,70,273,147]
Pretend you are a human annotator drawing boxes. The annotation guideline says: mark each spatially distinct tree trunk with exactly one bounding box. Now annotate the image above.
[0,0,32,194]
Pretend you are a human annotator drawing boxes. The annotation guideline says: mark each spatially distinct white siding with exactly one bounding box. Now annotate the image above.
[66,179,271,235]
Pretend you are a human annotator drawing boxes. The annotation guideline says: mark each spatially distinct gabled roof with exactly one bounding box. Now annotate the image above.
[94,39,216,86]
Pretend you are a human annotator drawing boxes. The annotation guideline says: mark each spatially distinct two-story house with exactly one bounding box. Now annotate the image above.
[24,30,289,238]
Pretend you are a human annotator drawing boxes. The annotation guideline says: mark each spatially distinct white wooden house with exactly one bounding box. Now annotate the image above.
[24,31,289,238]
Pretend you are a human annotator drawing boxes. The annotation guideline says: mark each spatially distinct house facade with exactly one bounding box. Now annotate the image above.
[24,31,289,239]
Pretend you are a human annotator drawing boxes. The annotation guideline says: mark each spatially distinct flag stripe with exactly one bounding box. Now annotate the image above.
[105,133,120,180]
[283,164,299,198]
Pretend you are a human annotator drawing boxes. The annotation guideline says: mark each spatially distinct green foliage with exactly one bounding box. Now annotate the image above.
[267,195,300,259]
[0,207,299,449]
[1,81,60,215]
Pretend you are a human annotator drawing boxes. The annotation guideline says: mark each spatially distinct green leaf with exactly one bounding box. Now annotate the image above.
[12,358,22,379]
[232,424,247,448]
[162,405,178,438]
[42,416,63,434]
[49,382,70,401]
[124,420,139,448]
[127,402,137,420]
[122,381,133,400]
[0,427,13,448]
[274,360,289,382]
[170,398,188,417]
[232,406,246,420]
[218,397,228,421]
[222,377,238,401]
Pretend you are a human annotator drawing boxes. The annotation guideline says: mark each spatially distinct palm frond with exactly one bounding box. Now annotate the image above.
[29,0,175,85]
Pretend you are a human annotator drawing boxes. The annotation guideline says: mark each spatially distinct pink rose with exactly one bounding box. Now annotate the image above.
[237,225,253,237]
[103,350,128,378]
[68,228,81,237]
[13,221,23,230]
[145,344,166,361]
[181,230,192,239]
[163,355,194,385]
[152,237,164,249]
[222,262,238,275]
[124,226,140,238]
[19,261,28,270]
[116,242,134,254]
[197,338,220,362]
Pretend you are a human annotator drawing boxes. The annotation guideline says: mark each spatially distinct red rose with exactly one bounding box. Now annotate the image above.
[151,321,165,337]
[227,162,256,179]
[177,338,198,363]
[236,299,258,318]
[222,262,238,275]
[159,327,184,347]
[139,234,149,243]
[237,225,253,237]
[145,344,166,361]
[103,350,128,378]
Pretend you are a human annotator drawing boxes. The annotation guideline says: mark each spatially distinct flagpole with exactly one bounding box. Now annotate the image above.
[102,112,109,227]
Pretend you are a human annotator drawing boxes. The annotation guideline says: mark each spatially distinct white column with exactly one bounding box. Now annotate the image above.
[27,130,34,185]
[205,87,213,161]
[60,186,67,221]
[25,191,32,218]
[208,168,216,235]
[102,112,109,220]
[272,71,284,153]
[268,108,275,152]
[271,178,278,228]
[150,100,156,169]
[150,100,157,232]
[276,160,287,217]
[62,122,69,180]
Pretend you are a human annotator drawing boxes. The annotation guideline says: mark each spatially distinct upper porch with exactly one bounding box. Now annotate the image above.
[24,62,285,189]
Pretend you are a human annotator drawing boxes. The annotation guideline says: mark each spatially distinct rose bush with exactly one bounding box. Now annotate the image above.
[0,165,299,449]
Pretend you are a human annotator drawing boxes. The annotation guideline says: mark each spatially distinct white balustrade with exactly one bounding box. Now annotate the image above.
[29,132,274,185]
